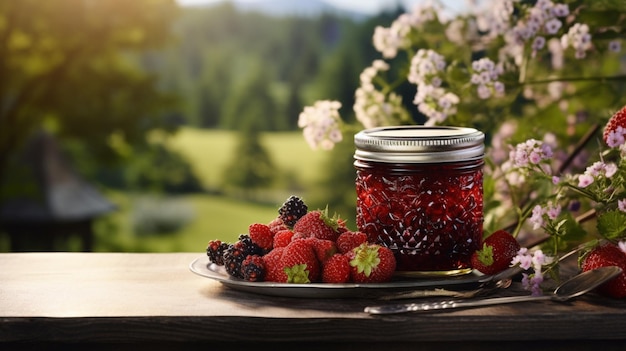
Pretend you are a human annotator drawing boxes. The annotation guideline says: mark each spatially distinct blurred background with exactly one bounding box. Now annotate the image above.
[0,0,430,253]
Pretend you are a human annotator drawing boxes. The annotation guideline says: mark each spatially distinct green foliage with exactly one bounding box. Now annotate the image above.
[597,210,626,241]
[124,143,204,193]
[131,195,195,236]
[91,192,279,252]
[162,4,393,131]
[222,126,276,196]
[0,0,180,186]
[221,61,283,130]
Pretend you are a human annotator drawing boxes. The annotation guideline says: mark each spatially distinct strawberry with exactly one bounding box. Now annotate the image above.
[471,230,520,275]
[581,242,626,299]
[603,105,626,144]
[293,208,342,242]
[263,247,287,283]
[348,243,396,283]
[306,237,337,264]
[336,230,368,254]
[291,231,311,241]
[322,254,351,283]
[273,229,294,248]
[281,239,320,283]
[248,223,273,251]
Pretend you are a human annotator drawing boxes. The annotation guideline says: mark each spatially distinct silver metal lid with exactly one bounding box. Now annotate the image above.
[354,126,484,163]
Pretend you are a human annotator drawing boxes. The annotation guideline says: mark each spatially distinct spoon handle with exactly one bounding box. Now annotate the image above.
[365,295,552,315]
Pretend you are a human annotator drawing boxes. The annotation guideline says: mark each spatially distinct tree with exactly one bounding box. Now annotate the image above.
[0,0,179,184]
[222,123,276,198]
[220,60,284,131]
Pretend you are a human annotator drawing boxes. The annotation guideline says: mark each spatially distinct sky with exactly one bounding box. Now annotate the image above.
[175,0,462,15]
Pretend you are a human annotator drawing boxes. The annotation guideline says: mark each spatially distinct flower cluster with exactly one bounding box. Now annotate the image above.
[297,100,343,150]
[511,248,554,296]
[560,23,592,59]
[372,2,442,59]
[353,60,407,129]
[578,161,618,188]
[509,139,554,169]
[408,49,459,125]
[470,58,505,99]
[507,0,570,54]
[606,125,626,149]
[500,138,554,187]
[529,201,562,230]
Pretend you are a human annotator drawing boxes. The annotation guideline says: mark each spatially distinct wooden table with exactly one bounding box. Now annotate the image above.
[1,252,626,351]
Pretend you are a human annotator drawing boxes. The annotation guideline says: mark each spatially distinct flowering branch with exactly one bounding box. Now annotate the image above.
[298,0,626,295]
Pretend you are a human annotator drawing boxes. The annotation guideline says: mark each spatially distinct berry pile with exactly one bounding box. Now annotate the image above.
[206,195,397,284]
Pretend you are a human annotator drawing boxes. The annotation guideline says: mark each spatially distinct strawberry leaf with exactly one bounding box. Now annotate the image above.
[597,210,626,240]
[349,244,380,277]
[476,244,494,266]
[284,264,311,284]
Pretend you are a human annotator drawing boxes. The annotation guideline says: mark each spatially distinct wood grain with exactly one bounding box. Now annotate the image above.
[1,252,626,350]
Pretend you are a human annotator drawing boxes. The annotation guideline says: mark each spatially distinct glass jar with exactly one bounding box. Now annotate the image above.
[354,126,485,276]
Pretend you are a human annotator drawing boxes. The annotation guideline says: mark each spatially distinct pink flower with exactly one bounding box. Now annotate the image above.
[606,130,625,148]
[511,247,533,270]
[618,199,626,213]
[545,203,561,220]
[578,174,594,188]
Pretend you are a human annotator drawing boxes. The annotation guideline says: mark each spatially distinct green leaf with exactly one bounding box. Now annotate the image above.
[597,210,626,240]
[561,213,588,242]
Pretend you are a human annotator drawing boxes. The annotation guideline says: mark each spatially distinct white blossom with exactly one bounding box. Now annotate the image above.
[298,100,343,150]
[561,23,592,59]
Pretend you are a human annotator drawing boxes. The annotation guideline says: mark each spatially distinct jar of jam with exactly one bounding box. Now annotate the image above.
[354,126,484,276]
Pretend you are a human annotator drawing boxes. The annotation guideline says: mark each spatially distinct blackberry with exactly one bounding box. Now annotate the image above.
[278,195,308,228]
[241,255,266,282]
[223,234,264,279]
[206,240,229,266]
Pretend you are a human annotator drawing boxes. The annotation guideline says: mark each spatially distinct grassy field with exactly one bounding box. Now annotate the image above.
[92,128,331,253]
[0,128,336,253]
[94,192,281,253]
[166,128,329,191]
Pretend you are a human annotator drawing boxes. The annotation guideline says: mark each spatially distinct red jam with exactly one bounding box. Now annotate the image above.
[353,126,484,275]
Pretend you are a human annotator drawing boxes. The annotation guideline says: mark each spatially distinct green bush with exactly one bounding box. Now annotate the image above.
[131,195,195,236]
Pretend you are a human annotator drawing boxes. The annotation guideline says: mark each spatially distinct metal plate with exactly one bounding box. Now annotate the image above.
[189,256,506,299]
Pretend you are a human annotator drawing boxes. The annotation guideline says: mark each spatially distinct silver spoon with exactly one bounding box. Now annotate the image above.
[364,266,622,315]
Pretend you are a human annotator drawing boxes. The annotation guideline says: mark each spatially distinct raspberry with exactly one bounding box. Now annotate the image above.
[273,229,294,248]
[268,217,289,235]
[249,223,273,250]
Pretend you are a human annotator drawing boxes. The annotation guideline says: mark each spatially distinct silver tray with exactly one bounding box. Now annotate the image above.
[189,255,514,298]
